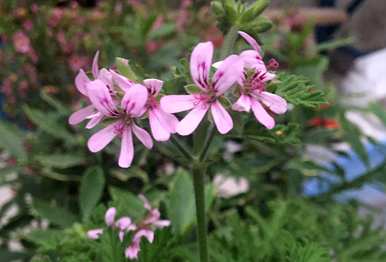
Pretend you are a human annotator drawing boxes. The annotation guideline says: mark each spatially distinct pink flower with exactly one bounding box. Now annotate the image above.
[48,8,64,28]
[68,51,112,129]
[87,197,170,260]
[68,55,89,72]
[232,31,287,129]
[87,207,136,242]
[125,195,170,260]
[110,71,178,142]
[87,229,103,240]
[161,42,243,135]
[22,20,33,31]
[86,80,152,168]
[105,207,117,226]
[12,31,32,54]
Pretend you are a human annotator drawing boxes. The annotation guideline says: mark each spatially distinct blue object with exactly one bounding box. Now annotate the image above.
[303,141,386,198]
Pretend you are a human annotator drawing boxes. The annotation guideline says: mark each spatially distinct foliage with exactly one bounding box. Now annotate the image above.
[0,0,386,261]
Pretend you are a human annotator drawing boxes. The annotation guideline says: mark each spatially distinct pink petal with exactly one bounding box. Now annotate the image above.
[88,122,119,153]
[68,105,95,125]
[87,80,118,117]
[85,112,104,129]
[261,71,276,82]
[143,78,163,96]
[132,123,153,149]
[153,219,171,228]
[75,69,90,96]
[149,107,178,141]
[139,194,152,210]
[144,209,160,225]
[190,41,213,90]
[92,50,100,78]
[211,101,233,134]
[119,231,125,242]
[251,100,275,129]
[212,60,222,68]
[125,241,140,260]
[239,50,265,70]
[176,103,209,136]
[160,95,195,113]
[116,217,133,231]
[232,95,252,112]
[121,84,148,117]
[119,126,134,168]
[134,229,155,243]
[98,68,113,87]
[259,92,287,114]
[238,31,262,53]
[110,70,134,91]
[87,228,103,240]
[212,55,244,95]
[105,207,116,226]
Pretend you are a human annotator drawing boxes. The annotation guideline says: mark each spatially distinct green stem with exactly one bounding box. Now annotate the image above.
[191,24,240,262]
[199,124,216,162]
[192,162,208,262]
[170,136,194,160]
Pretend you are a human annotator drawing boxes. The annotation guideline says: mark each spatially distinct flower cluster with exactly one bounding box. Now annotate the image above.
[87,195,170,260]
[69,31,287,167]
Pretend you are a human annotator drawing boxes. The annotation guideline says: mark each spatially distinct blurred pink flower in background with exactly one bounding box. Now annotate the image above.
[68,55,89,72]
[176,0,192,31]
[31,4,39,14]
[145,41,161,54]
[48,8,64,28]
[213,175,250,198]
[152,16,164,31]
[12,31,38,63]
[12,31,31,54]
[22,20,33,31]
[18,80,29,98]
[1,77,16,105]
[23,64,38,85]
[56,31,74,54]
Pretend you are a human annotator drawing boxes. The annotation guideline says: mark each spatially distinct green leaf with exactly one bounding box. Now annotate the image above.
[245,123,301,144]
[79,167,105,221]
[369,102,386,125]
[115,57,139,81]
[240,0,269,23]
[35,154,84,169]
[0,121,26,161]
[167,169,195,235]
[0,249,28,261]
[184,84,201,94]
[109,187,146,221]
[148,23,175,39]
[40,91,69,115]
[340,113,369,166]
[32,200,77,227]
[23,106,72,140]
[270,73,327,108]
[211,1,225,18]
[25,229,62,250]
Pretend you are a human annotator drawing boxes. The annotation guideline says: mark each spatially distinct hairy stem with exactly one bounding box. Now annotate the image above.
[199,124,216,162]
[192,162,208,262]
[170,135,194,160]
[192,24,240,262]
